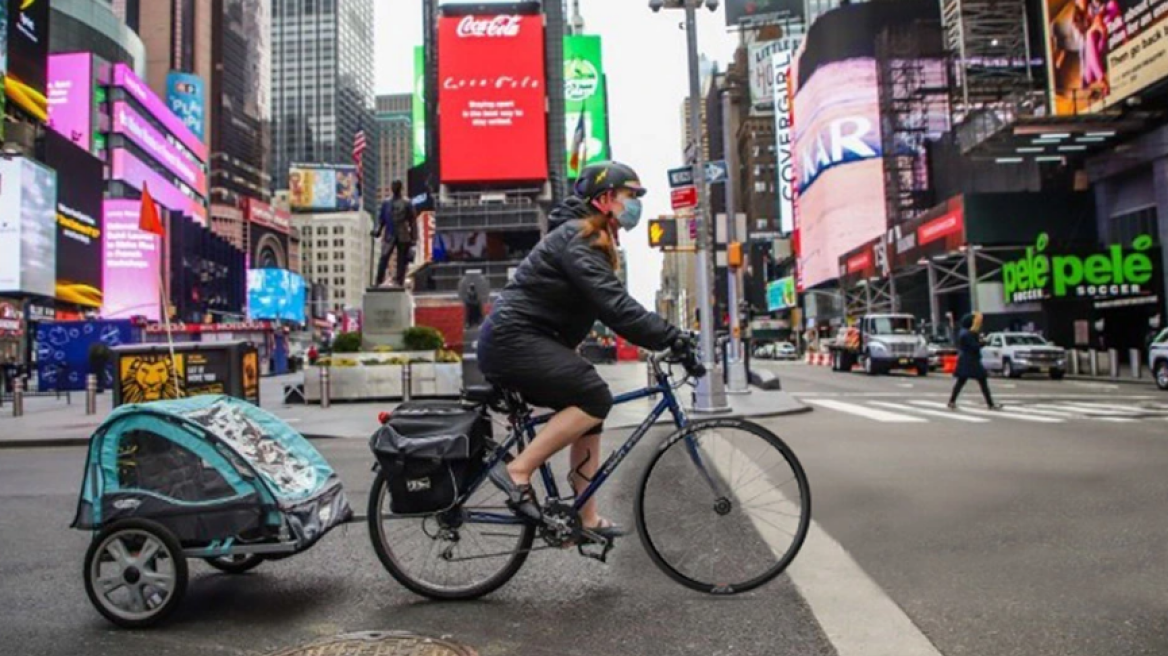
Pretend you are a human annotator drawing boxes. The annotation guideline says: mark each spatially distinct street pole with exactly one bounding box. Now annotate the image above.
[683,1,730,413]
[721,89,749,394]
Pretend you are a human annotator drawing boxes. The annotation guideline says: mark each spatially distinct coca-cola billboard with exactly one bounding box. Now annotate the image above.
[439,14,549,183]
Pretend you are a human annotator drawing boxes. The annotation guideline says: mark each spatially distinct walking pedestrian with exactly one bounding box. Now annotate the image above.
[372,180,418,287]
[949,312,1001,410]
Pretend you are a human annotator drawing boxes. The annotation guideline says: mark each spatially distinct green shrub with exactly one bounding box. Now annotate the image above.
[403,326,445,351]
[332,332,363,353]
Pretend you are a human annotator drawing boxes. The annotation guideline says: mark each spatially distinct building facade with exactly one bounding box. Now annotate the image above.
[211,0,272,206]
[114,0,215,143]
[375,93,412,202]
[51,0,147,75]
[293,211,372,312]
[272,0,376,214]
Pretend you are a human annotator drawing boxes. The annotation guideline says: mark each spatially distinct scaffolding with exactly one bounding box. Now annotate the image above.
[877,21,950,226]
[941,0,1041,152]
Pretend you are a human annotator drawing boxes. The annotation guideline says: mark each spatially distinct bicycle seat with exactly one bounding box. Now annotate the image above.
[462,384,499,405]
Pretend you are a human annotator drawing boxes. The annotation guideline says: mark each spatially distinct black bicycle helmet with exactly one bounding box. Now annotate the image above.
[573,161,647,200]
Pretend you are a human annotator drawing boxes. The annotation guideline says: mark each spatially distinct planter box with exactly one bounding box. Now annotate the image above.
[305,352,463,403]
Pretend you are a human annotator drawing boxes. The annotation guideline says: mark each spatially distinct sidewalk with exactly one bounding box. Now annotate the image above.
[0,364,808,449]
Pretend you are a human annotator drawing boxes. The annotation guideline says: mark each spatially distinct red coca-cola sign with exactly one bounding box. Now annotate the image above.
[456,15,522,38]
[439,14,548,183]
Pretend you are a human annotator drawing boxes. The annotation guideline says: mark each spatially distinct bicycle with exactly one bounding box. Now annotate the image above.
[367,344,811,599]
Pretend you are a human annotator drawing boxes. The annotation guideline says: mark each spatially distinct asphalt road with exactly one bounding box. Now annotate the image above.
[5,363,1168,655]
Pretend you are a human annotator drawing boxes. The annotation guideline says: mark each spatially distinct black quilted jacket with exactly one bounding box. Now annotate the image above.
[487,197,680,351]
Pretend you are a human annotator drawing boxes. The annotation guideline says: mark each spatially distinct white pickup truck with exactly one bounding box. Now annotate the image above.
[1149,329,1168,390]
[980,332,1067,380]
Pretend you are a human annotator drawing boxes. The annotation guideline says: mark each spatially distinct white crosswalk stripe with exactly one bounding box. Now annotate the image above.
[804,396,1168,426]
[910,401,1065,423]
[1002,405,1081,419]
[802,399,926,423]
[868,401,990,423]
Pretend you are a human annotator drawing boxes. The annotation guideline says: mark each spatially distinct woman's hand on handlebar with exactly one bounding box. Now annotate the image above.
[668,335,706,378]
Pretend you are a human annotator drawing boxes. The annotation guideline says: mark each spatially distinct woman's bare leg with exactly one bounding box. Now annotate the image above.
[507,406,601,486]
[569,432,602,526]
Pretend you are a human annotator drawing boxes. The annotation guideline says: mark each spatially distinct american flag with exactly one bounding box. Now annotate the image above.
[352,124,368,180]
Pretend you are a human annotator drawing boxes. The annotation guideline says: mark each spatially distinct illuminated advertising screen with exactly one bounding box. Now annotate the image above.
[773,49,796,235]
[110,148,208,225]
[5,0,48,121]
[1044,0,1168,114]
[47,53,98,154]
[413,45,426,166]
[45,131,104,308]
[101,199,161,321]
[793,58,886,289]
[112,64,207,163]
[112,100,207,196]
[247,269,306,323]
[288,164,360,212]
[767,277,798,312]
[166,71,205,141]
[0,157,56,297]
[438,14,548,183]
[564,35,610,177]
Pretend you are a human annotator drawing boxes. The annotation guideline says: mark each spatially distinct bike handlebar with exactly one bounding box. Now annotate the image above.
[653,334,706,379]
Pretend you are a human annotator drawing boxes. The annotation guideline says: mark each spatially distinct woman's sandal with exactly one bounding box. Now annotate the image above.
[583,517,627,539]
[487,461,542,522]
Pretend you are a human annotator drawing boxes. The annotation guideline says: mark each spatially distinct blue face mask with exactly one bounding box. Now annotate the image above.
[616,198,643,231]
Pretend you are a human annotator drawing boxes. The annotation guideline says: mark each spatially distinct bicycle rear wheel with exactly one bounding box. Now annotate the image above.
[368,467,536,600]
[635,419,811,594]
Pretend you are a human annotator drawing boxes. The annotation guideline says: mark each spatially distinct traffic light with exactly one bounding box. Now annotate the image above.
[648,219,678,249]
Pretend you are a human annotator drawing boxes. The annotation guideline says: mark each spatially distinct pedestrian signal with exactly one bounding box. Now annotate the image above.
[648,219,678,249]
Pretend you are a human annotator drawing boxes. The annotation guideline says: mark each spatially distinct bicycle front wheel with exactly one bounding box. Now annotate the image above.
[635,419,811,594]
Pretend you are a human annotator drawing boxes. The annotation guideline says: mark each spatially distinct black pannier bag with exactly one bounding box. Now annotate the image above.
[370,401,492,515]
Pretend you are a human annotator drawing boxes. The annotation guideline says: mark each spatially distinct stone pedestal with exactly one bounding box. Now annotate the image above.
[362,287,414,350]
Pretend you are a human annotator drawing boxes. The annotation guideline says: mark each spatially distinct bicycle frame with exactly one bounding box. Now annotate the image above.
[461,362,696,527]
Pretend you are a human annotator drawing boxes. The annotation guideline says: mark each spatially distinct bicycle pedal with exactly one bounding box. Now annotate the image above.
[576,533,614,563]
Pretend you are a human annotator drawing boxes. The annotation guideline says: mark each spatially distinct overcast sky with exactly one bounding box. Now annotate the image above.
[375,0,739,309]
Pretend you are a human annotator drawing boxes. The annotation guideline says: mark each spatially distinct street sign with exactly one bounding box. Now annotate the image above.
[648,219,679,249]
[668,166,695,189]
[705,160,729,185]
[671,185,698,210]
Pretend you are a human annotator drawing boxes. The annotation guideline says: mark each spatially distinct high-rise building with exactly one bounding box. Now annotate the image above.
[375,94,412,202]
[293,211,372,312]
[272,0,376,214]
[114,0,214,143]
[210,0,271,206]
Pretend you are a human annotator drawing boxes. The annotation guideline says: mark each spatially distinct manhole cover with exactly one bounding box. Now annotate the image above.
[268,632,478,656]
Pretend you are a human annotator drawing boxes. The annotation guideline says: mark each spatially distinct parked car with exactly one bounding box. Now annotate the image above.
[1149,329,1168,390]
[755,342,798,360]
[981,332,1067,380]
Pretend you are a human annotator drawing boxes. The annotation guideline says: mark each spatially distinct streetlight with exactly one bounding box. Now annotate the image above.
[651,0,729,414]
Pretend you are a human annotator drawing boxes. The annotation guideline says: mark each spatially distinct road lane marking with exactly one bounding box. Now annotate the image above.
[911,401,1064,423]
[868,401,989,423]
[703,436,944,656]
[803,399,927,423]
[1065,402,1167,415]
[1098,417,1138,423]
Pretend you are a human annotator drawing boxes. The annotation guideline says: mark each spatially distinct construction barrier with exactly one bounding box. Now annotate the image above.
[941,354,958,374]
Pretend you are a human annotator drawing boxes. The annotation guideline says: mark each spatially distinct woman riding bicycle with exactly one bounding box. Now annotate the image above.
[478,161,690,538]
